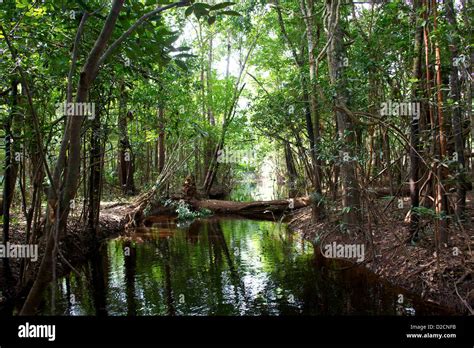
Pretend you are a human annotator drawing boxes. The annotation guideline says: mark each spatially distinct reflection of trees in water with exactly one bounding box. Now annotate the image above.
[90,242,109,316]
[246,221,313,315]
[207,219,250,314]
[48,218,447,316]
[308,248,443,315]
[123,240,137,316]
[50,240,110,315]
[157,236,175,316]
[308,248,383,314]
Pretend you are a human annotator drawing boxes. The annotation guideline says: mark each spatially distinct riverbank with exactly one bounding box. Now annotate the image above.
[287,205,473,315]
[0,201,133,313]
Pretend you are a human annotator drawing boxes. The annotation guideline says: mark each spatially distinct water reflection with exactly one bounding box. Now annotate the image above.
[42,217,449,316]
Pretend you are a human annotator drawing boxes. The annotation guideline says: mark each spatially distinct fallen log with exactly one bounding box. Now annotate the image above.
[188,197,310,219]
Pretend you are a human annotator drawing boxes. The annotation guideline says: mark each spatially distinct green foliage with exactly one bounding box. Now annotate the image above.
[411,206,448,221]
[164,199,213,222]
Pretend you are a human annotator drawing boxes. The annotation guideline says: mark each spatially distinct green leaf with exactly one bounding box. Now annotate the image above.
[155,26,173,37]
[163,34,180,45]
[173,53,196,59]
[210,2,235,11]
[193,3,209,18]
[207,16,216,25]
[175,60,188,71]
[219,10,241,16]
[194,3,212,9]
[185,5,194,17]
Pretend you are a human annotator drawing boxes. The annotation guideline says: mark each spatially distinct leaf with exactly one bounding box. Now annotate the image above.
[194,3,212,9]
[155,26,173,37]
[175,60,188,71]
[210,2,235,11]
[219,10,241,16]
[173,53,196,59]
[185,5,194,17]
[163,34,180,45]
[207,16,216,25]
[193,3,209,18]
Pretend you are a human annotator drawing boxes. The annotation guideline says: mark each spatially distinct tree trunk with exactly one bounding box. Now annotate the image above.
[445,0,468,220]
[87,99,103,238]
[326,0,361,229]
[2,80,17,244]
[189,197,310,219]
[300,0,324,219]
[284,142,298,198]
[118,84,136,196]
[409,1,423,237]
[20,0,125,315]
[433,0,448,245]
[158,107,165,174]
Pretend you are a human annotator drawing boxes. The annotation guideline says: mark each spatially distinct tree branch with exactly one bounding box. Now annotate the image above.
[97,1,191,68]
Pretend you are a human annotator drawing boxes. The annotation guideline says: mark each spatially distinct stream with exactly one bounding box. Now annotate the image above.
[40,217,450,315]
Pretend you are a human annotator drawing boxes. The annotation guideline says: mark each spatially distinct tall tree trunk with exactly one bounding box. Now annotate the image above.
[2,80,16,280]
[300,0,324,219]
[409,1,423,237]
[433,0,448,245]
[118,83,136,195]
[445,0,468,220]
[158,107,165,174]
[87,99,103,238]
[20,0,126,315]
[326,0,361,229]
[2,80,18,245]
[422,0,436,210]
[284,142,298,198]
[274,0,317,188]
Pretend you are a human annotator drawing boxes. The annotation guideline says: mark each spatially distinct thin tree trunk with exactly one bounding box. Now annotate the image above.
[326,0,361,229]
[445,0,468,220]
[118,84,136,195]
[409,1,423,237]
[158,107,165,174]
[433,0,448,245]
[284,142,298,198]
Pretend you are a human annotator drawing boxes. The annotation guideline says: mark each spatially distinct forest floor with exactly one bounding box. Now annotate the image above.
[288,198,474,315]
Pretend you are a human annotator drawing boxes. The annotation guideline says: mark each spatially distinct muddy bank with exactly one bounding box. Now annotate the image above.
[0,202,133,314]
[287,206,473,315]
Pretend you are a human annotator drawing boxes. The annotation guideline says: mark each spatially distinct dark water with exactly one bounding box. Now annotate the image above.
[41,217,449,315]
